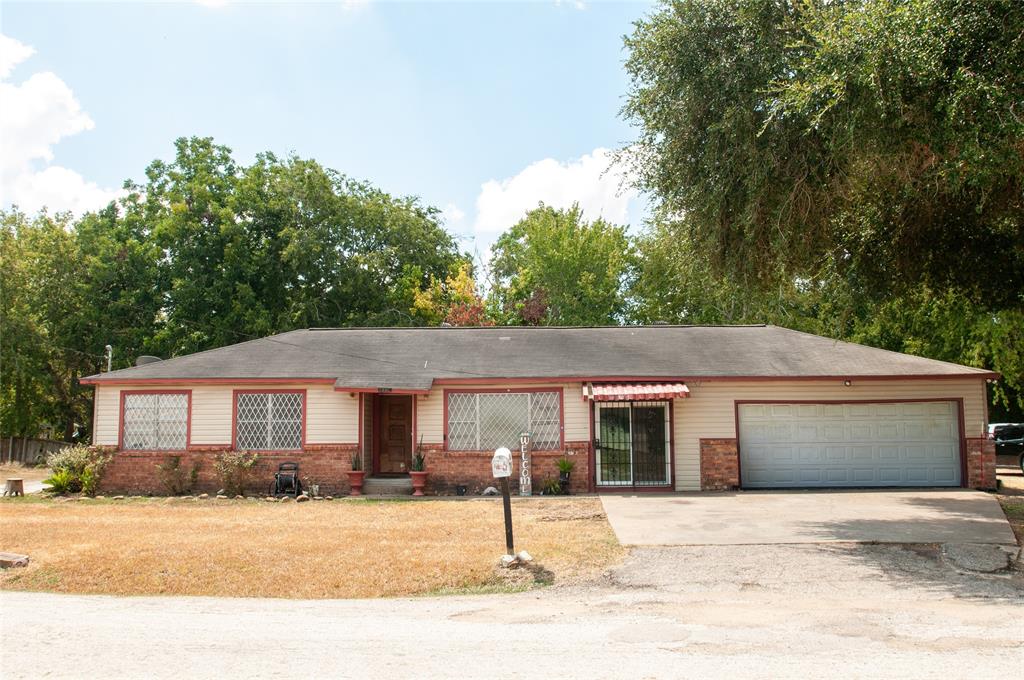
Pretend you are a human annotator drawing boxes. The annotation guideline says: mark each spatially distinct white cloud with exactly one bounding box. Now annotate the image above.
[441,202,466,227]
[473,147,638,243]
[0,33,119,215]
[0,33,34,79]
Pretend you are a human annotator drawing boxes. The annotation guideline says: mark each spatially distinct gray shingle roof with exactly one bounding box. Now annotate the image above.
[81,325,995,389]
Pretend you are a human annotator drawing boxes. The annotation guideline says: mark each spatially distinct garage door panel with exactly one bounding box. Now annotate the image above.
[739,401,960,488]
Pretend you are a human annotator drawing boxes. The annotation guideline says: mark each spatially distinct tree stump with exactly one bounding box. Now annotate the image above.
[3,478,24,497]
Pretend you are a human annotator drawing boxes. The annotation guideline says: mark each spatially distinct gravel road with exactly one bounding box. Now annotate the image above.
[2,543,1021,679]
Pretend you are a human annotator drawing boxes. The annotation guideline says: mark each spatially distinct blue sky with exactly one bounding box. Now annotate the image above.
[1,1,653,257]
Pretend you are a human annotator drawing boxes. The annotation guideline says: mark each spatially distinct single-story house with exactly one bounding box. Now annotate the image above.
[81,325,999,495]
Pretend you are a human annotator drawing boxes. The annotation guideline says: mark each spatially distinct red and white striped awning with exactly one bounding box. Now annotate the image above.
[583,382,690,401]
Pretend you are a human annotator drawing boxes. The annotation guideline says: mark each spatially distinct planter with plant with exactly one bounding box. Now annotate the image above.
[348,451,365,496]
[556,456,575,494]
[409,438,427,496]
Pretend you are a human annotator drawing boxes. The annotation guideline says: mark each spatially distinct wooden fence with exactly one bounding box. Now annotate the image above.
[0,438,70,465]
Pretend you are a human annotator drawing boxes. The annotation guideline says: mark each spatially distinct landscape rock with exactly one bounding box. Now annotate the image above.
[0,552,30,568]
[325,496,334,500]
[216,494,228,500]
[296,494,310,503]
[264,496,278,502]
[112,495,125,500]
[516,550,533,563]
[198,493,209,499]
[482,486,499,496]
[499,554,518,568]
[217,489,226,496]
[234,495,244,500]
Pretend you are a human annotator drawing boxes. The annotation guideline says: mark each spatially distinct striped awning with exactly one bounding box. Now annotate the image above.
[583,382,690,401]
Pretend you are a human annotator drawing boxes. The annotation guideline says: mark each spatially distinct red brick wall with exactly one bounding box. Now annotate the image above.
[96,444,358,496]
[700,438,739,491]
[421,440,591,495]
[965,437,996,491]
[95,441,592,496]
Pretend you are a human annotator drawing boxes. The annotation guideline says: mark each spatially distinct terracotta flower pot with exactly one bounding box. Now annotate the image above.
[409,471,428,497]
[347,470,365,496]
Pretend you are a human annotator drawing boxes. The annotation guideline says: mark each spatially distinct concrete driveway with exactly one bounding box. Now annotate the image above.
[600,489,1017,546]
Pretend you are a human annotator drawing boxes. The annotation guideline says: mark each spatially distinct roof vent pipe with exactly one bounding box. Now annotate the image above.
[136,355,162,366]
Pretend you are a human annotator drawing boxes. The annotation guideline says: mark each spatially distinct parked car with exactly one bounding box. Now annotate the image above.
[988,423,1024,473]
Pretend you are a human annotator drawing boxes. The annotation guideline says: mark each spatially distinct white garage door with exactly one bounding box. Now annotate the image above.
[738,401,961,488]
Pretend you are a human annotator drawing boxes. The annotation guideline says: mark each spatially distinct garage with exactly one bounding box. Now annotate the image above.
[737,401,962,488]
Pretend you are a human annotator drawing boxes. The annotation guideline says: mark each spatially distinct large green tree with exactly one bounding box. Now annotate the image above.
[487,204,634,326]
[623,0,1024,414]
[1,137,468,441]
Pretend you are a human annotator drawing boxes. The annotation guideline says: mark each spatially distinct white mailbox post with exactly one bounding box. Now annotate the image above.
[492,447,515,555]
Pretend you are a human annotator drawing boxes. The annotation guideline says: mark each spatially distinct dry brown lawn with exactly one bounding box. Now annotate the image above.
[0,463,50,485]
[0,496,624,599]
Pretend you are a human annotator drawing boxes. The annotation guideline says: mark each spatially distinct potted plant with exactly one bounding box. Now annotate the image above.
[409,438,427,496]
[556,456,575,494]
[348,452,365,496]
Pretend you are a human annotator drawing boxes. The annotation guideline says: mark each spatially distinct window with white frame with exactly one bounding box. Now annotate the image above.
[121,392,188,450]
[446,391,561,451]
[235,392,304,451]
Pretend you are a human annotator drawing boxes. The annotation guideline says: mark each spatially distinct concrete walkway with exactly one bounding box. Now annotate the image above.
[600,489,1017,546]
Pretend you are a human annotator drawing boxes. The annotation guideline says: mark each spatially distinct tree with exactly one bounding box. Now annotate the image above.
[487,204,634,326]
[412,262,492,326]
[622,0,1023,301]
[0,136,469,441]
[622,0,1024,414]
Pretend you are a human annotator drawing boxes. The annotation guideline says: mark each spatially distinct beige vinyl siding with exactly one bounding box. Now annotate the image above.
[416,382,589,447]
[673,378,988,491]
[93,385,121,445]
[93,383,359,447]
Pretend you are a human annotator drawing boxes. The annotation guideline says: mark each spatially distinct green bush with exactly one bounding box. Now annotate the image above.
[156,456,200,496]
[43,469,76,494]
[44,445,111,496]
[213,451,259,496]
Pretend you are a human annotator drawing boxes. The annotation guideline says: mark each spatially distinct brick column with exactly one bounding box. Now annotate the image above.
[964,438,996,491]
[700,438,739,491]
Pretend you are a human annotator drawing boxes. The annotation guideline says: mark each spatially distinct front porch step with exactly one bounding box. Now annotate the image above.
[361,476,413,496]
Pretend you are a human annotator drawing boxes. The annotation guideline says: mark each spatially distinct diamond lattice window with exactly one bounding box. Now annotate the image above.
[122,392,188,450]
[446,391,561,451]
[235,392,303,451]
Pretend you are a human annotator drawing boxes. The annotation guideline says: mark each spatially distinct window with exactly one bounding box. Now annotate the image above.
[121,392,188,450]
[446,391,561,451]
[235,391,304,451]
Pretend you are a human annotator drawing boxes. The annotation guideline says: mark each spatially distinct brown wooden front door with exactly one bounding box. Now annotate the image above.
[374,395,412,474]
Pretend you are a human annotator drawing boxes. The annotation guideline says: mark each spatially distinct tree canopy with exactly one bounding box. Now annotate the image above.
[0,137,467,441]
[487,204,634,326]
[622,0,1023,416]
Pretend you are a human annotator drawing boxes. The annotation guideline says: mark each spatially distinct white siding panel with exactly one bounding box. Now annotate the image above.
[93,385,120,445]
[674,379,988,491]
[306,386,359,443]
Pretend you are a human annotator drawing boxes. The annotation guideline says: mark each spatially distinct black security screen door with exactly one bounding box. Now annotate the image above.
[595,402,670,487]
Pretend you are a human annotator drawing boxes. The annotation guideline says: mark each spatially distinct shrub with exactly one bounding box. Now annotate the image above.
[541,478,563,496]
[556,457,575,474]
[44,469,76,494]
[213,451,259,496]
[156,456,200,496]
[44,445,111,496]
